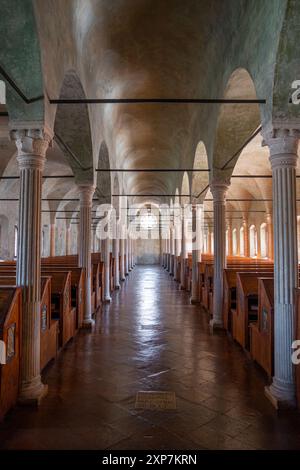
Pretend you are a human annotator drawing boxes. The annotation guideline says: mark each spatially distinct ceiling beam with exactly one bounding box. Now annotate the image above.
[50,98,266,105]
[96,168,210,172]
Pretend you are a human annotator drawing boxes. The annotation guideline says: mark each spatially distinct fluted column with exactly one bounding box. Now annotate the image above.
[266,212,274,260]
[50,223,56,257]
[11,128,52,404]
[120,229,126,281]
[78,184,95,327]
[191,204,203,303]
[263,130,299,407]
[256,225,261,258]
[180,208,186,290]
[227,221,233,257]
[210,182,229,327]
[65,225,71,255]
[125,237,129,275]
[128,237,132,271]
[207,228,212,254]
[243,219,249,257]
[163,238,166,268]
[113,223,120,288]
[173,228,178,280]
[170,226,174,276]
[133,239,135,267]
[104,237,112,302]
[166,228,171,273]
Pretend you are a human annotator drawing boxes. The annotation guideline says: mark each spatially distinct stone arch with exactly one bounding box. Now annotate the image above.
[0,214,9,260]
[0,0,44,122]
[112,174,121,218]
[191,141,209,202]
[54,70,93,183]
[272,0,300,127]
[96,141,111,205]
[181,171,190,205]
[211,68,262,179]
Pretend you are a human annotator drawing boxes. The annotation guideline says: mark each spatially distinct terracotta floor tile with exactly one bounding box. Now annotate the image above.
[1,266,300,450]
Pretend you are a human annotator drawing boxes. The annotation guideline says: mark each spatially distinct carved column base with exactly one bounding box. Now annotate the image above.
[209,318,224,331]
[81,318,95,329]
[18,376,48,407]
[265,384,296,410]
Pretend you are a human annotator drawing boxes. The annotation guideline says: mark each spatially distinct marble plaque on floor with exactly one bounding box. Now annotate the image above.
[135,391,176,410]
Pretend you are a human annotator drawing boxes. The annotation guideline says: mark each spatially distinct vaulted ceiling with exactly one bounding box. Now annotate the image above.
[0,0,299,219]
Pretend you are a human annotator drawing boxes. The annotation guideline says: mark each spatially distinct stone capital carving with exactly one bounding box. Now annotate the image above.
[78,184,95,207]
[210,181,230,204]
[10,128,53,171]
[262,128,300,170]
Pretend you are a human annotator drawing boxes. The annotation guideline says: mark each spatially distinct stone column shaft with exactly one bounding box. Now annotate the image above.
[125,237,129,275]
[211,182,229,327]
[128,237,132,271]
[120,232,125,281]
[66,226,71,255]
[191,204,203,303]
[264,131,299,407]
[104,237,112,302]
[113,225,120,288]
[173,231,178,280]
[50,223,56,257]
[227,222,233,257]
[207,228,212,254]
[180,208,186,289]
[78,184,95,327]
[243,220,249,257]
[11,128,52,404]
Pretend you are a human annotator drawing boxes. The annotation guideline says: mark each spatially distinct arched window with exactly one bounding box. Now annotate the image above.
[232,228,237,256]
[211,232,214,254]
[240,226,245,256]
[14,225,18,259]
[260,223,267,258]
[249,225,257,258]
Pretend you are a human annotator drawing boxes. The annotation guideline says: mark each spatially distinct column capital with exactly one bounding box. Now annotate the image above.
[210,180,230,203]
[262,128,299,170]
[77,184,95,207]
[10,128,53,171]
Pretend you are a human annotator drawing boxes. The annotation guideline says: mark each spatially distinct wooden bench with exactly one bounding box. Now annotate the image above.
[295,288,300,410]
[223,267,273,332]
[250,277,274,378]
[0,275,59,371]
[232,272,273,350]
[186,255,192,292]
[0,287,21,421]
[201,264,213,311]
[92,262,100,311]
[49,271,75,349]
[40,277,59,370]
[41,266,85,329]
[110,253,114,290]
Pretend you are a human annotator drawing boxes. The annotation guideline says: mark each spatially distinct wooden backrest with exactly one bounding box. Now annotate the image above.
[257,277,274,334]
[0,287,22,420]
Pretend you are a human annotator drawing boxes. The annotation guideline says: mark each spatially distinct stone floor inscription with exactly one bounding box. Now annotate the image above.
[135,391,177,410]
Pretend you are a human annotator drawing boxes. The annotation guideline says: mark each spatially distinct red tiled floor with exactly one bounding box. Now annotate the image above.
[0,265,300,450]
